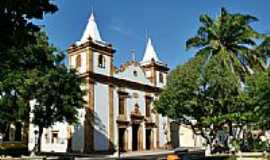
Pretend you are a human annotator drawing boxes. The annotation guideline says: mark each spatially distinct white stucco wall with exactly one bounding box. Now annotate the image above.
[159,116,168,147]
[71,83,88,152]
[28,100,69,153]
[28,123,69,153]
[179,125,204,148]
[113,89,118,148]
[41,122,69,152]
[94,82,109,151]
[71,108,85,152]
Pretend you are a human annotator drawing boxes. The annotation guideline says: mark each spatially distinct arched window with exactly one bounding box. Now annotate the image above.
[145,96,152,117]
[98,54,105,68]
[159,72,164,83]
[75,54,81,69]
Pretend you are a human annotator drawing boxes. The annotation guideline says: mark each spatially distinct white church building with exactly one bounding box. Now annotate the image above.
[27,11,204,153]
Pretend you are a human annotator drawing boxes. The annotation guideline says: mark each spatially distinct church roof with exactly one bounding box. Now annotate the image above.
[141,38,163,65]
[79,12,102,44]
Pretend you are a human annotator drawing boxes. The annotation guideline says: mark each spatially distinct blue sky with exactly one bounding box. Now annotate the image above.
[40,0,270,69]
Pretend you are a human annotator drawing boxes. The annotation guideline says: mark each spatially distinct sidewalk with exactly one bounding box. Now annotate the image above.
[71,150,174,160]
[46,147,205,160]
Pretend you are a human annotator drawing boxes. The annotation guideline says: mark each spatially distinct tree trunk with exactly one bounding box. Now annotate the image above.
[37,126,43,153]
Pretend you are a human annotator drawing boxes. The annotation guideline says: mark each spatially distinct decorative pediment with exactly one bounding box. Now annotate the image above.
[114,61,152,85]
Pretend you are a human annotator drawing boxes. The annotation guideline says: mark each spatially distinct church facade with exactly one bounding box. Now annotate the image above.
[27,11,204,153]
[67,12,170,153]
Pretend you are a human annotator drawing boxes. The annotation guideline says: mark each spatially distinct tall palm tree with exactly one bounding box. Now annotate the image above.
[186,7,266,78]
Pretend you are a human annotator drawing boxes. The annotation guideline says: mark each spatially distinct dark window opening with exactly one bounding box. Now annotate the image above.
[51,132,59,144]
[159,72,164,83]
[133,70,138,77]
[119,96,125,115]
[98,55,105,68]
[75,54,81,69]
[145,97,152,117]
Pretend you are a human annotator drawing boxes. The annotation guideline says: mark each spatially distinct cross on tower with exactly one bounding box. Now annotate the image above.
[131,49,136,61]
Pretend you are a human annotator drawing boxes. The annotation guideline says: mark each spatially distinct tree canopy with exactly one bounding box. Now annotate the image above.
[0,0,57,51]
[186,7,266,78]
[0,1,59,132]
[155,8,269,152]
[0,2,86,153]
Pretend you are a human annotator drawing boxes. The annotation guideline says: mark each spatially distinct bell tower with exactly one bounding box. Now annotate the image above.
[68,12,115,76]
[140,38,169,88]
[67,11,115,153]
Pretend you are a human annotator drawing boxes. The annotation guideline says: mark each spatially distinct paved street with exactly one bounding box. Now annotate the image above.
[45,148,205,160]
[46,150,175,160]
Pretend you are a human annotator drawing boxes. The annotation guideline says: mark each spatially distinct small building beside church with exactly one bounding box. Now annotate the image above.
[27,11,204,153]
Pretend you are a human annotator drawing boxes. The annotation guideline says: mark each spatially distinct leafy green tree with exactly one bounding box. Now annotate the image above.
[0,0,57,51]
[0,0,58,138]
[0,71,30,137]
[246,67,270,130]
[0,2,85,154]
[0,31,57,138]
[184,7,268,144]
[30,65,85,152]
[155,54,252,150]
[186,7,266,78]
[155,8,266,151]
[0,31,85,153]
[22,33,85,152]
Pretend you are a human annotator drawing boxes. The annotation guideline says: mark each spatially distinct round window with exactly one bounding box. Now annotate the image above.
[133,70,138,77]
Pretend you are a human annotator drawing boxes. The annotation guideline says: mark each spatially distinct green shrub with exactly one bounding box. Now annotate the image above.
[0,143,29,157]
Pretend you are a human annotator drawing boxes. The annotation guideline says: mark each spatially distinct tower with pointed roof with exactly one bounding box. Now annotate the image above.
[79,12,103,44]
[69,11,115,77]
[67,10,115,153]
[140,38,169,88]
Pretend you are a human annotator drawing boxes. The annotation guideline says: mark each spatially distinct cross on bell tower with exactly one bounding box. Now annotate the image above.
[131,49,136,61]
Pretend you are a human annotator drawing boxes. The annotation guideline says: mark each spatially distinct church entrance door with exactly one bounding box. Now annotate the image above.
[118,128,126,152]
[132,124,139,151]
[145,129,151,150]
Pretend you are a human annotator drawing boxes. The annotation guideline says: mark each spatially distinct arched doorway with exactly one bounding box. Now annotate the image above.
[130,103,144,151]
[132,124,139,151]
[145,128,152,150]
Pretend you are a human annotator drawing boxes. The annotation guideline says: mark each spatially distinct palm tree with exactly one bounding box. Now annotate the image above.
[186,7,266,78]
